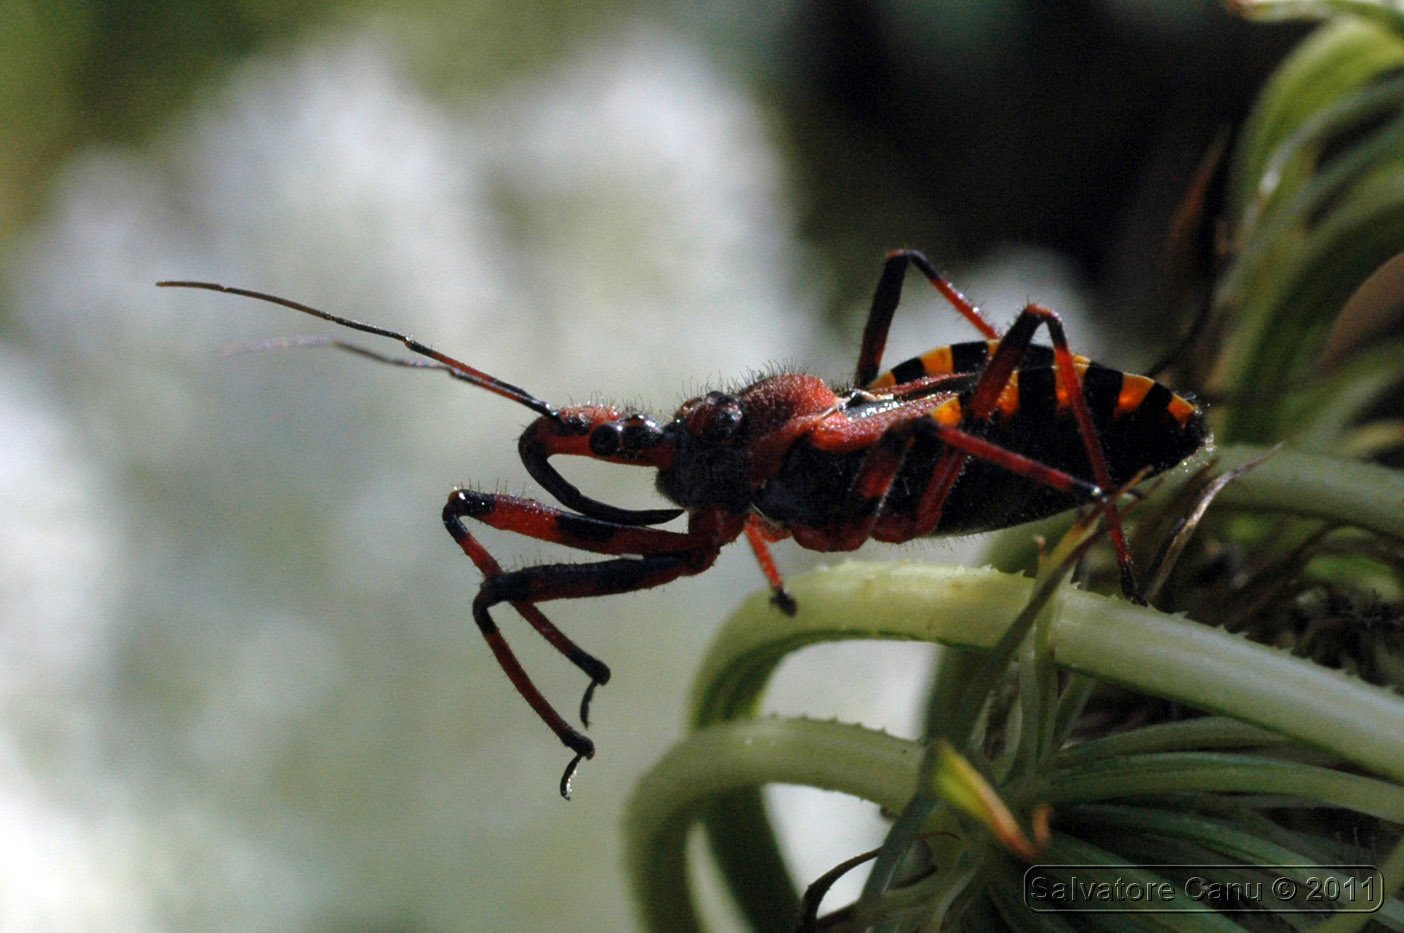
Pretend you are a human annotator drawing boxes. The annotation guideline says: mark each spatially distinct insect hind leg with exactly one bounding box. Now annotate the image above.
[915,302,1140,598]
[854,249,1000,387]
[1005,304,1138,599]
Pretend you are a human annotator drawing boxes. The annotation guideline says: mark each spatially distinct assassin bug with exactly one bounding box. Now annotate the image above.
[159,250,1205,797]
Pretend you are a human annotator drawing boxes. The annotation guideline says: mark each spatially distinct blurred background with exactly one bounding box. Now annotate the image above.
[0,1,1305,928]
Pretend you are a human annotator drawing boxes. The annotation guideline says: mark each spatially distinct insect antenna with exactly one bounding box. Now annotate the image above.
[219,333,472,374]
[157,280,557,418]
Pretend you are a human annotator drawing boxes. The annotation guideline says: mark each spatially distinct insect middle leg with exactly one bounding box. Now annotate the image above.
[442,489,732,795]
[791,423,919,552]
[743,516,799,615]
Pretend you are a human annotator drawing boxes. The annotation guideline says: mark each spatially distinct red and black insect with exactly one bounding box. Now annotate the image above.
[159,250,1205,797]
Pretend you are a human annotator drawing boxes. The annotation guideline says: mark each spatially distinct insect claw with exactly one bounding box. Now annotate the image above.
[1121,567,1146,605]
[579,678,602,727]
[771,587,798,616]
[559,753,586,800]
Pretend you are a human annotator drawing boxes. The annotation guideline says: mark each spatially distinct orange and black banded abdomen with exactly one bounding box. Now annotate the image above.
[865,338,1013,392]
[921,352,1204,534]
[756,343,1206,539]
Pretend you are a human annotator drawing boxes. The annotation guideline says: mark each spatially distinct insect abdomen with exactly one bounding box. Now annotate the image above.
[754,362,1205,542]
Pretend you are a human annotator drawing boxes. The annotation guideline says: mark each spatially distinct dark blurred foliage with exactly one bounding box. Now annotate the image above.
[750,2,1309,338]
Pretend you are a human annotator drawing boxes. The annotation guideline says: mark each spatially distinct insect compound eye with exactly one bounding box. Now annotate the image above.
[702,396,744,442]
[620,420,662,451]
[589,423,623,456]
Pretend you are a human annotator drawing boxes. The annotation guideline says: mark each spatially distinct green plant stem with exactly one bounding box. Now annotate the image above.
[623,718,921,933]
[1050,717,1291,767]
[1027,752,1404,821]
[1198,446,1404,541]
[694,564,1404,781]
